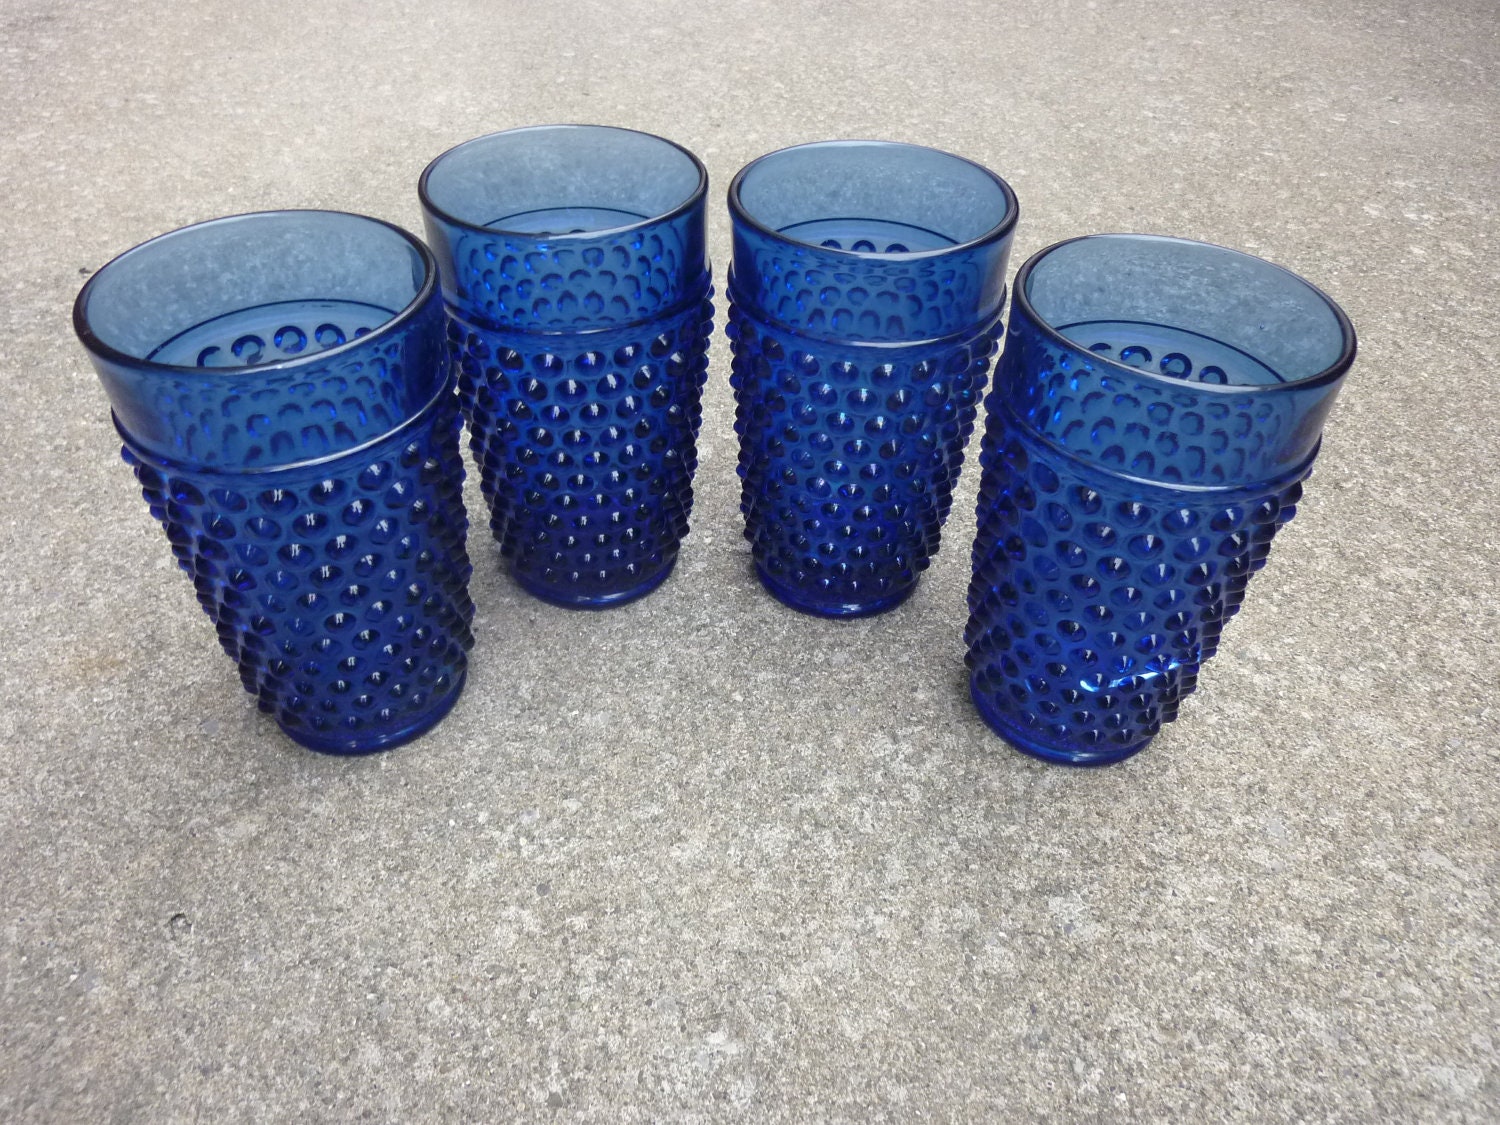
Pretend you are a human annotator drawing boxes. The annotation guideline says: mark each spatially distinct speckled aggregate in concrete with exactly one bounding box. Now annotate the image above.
[1,0,1496,1120]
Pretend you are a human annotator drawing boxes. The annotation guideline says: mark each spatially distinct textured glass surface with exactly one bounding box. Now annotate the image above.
[420,125,712,608]
[966,234,1356,765]
[75,211,475,754]
[728,141,1018,616]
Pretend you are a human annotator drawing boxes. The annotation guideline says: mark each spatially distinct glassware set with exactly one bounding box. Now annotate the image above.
[74,126,1356,764]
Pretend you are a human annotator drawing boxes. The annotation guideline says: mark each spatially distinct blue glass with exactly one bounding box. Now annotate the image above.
[727,141,1018,617]
[74,211,476,755]
[967,234,1356,765]
[419,125,712,608]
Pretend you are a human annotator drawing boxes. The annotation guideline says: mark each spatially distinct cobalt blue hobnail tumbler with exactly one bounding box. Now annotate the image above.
[419,125,713,609]
[966,234,1357,766]
[74,211,476,755]
[727,141,1019,617]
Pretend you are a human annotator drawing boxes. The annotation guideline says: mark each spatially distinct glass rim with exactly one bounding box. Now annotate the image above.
[73,209,440,379]
[417,123,709,242]
[113,359,457,478]
[1014,232,1358,396]
[727,139,1020,262]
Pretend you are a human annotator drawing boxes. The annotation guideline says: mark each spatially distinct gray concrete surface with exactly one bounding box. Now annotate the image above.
[2,0,1496,1119]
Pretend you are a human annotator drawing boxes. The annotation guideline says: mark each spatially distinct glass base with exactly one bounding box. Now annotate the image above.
[969,680,1152,767]
[513,556,677,610]
[755,565,916,619]
[278,671,468,756]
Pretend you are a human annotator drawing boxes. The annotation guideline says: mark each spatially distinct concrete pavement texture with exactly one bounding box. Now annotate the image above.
[2,0,1496,1120]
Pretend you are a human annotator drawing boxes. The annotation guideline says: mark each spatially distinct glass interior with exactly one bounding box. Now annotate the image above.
[1027,235,1349,386]
[80,212,426,368]
[422,125,702,235]
[735,141,1012,253]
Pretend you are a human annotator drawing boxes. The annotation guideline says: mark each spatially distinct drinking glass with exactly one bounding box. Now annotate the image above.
[75,210,476,754]
[420,125,713,608]
[727,140,1018,617]
[966,234,1356,765]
